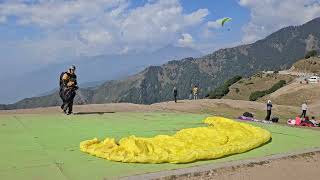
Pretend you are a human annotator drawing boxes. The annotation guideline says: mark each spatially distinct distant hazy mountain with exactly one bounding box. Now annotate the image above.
[0,45,202,104]
[38,80,104,97]
[2,17,320,109]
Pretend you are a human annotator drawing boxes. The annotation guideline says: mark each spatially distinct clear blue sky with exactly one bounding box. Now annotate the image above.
[0,0,319,76]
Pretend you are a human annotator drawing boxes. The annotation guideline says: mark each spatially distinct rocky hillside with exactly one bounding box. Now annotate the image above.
[1,17,320,109]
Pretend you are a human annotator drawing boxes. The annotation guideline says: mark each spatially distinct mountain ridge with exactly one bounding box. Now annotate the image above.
[0,45,202,104]
[1,17,320,110]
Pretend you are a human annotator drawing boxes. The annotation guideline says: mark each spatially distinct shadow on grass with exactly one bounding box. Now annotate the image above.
[74,112,115,115]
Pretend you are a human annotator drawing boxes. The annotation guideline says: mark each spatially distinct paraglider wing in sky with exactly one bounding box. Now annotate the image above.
[221,17,232,27]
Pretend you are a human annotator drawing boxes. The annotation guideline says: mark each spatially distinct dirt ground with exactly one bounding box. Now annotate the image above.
[0,99,307,122]
[172,152,320,180]
[0,99,290,114]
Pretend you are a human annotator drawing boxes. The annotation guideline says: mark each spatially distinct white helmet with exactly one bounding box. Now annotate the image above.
[69,65,76,70]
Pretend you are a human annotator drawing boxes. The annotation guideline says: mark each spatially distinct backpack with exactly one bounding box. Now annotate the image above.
[271,117,279,123]
[243,112,254,118]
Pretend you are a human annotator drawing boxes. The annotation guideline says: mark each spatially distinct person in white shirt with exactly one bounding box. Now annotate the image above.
[300,102,308,118]
[310,117,319,126]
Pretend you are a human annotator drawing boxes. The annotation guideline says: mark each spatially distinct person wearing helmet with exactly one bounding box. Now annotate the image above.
[265,100,272,121]
[59,65,78,115]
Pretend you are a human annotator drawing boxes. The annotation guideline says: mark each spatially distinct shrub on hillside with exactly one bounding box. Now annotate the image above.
[305,50,318,59]
[253,72,263,78]
[249,80,286,101]
[208,75,242,99]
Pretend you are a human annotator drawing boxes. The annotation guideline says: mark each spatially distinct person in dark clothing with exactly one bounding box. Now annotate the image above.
[173,86,178,103]
[64,88,77,114]
[265,100,272,121]
[59,89,66,110]
[59,65,78,115]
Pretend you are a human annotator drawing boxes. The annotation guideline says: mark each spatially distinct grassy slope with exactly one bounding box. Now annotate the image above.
[221,57,320,110]
[258,57,320,107]
[292,57,320,74]
[223,74,295,101]
[259,83,320,107]
[1,112,320,180]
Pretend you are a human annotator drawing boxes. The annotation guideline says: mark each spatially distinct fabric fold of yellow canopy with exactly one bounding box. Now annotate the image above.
[80,117,271,164]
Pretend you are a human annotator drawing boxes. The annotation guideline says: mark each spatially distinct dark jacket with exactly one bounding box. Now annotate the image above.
[173,89,178,96]
[267,103,272,111]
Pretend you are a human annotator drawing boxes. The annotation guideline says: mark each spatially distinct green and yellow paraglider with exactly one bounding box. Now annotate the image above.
[220,17,232,27]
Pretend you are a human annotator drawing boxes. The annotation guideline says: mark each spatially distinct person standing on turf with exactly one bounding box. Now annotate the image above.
[59,65,78,115]
[265,100,272,121]
[173,86,178,103]
[300,102,308,118]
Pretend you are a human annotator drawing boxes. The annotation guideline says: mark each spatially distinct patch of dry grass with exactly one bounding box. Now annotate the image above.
[292,57,320,74]
[224,74,295,101]
[260,83,320,107]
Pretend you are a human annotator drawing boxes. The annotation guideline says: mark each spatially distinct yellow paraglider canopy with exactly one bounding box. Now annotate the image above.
[80,117,271,164]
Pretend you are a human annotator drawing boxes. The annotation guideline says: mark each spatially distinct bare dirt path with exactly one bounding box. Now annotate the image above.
[175,151,320,180]
[0,99,302,116]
